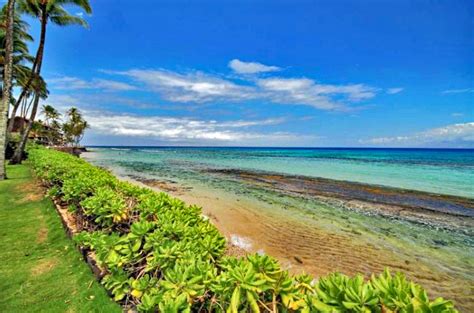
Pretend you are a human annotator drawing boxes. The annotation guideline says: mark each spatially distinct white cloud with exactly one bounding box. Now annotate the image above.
[82,111,312,145]
[107,67,377,110]
[214,118,285,128]
[42,94,81,112]
[442,88,474,94]
[48,76,90,89]
[451,112,464,117]
[228,59,281,74]
[257,78,377,110]
[361,122,474,146]
[93,79,138,91]
[114,69,257,103]
[49,76,137,91]
[45,93,162,112]
[386,87,404,94]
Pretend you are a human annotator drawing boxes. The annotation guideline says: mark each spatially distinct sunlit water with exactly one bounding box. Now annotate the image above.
[84,147,474,311]
[90,147,473,197]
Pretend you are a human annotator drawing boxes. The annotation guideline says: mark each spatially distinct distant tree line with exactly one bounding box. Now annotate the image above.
[36,105,88,147]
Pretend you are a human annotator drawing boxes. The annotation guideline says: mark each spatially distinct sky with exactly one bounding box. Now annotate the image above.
[18,0,474,147]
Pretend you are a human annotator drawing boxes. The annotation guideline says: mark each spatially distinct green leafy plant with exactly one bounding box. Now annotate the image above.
[102,270,130,301]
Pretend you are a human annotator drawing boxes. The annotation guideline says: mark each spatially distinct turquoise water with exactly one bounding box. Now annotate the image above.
[88,147,474,198]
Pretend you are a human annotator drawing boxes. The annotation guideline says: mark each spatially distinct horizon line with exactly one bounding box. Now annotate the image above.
[85,145,474,150]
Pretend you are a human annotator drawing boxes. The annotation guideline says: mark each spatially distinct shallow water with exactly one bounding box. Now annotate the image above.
[98,147,474,197]
[84,147,474,311]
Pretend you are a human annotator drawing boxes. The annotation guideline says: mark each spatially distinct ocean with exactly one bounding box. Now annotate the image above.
[87,147,474,197]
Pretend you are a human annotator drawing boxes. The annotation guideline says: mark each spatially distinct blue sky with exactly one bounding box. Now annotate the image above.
[23,0,474,147]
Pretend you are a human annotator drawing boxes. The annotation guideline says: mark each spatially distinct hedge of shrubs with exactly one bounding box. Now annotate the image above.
[28,146,458,312]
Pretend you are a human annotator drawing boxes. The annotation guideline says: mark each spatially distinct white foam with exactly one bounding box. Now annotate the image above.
[139,149,161,153]
[111,148,131,151]
[230,234,252,250]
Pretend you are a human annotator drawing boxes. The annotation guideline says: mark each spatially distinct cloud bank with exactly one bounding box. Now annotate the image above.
[361,122,474,147]
[102,67,377,110]
[80,110,313,146]
[49,59,393,111]
[43,59,415,146]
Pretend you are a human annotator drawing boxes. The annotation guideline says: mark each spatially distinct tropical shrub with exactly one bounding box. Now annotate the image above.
[28,146,459,313]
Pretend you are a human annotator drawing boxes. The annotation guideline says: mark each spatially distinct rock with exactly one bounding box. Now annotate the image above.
[294,256,304,264]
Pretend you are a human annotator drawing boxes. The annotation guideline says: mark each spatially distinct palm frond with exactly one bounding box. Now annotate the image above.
[54,0,92,14]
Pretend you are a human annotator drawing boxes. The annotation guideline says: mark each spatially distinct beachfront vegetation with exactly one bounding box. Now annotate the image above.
[28,145,459,313]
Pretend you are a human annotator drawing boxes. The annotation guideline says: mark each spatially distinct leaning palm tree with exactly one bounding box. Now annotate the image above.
[40,104,59,145]
[6,67,47,134]
[0,0,15,179]
[0,4,36,135]
[10,0,91,164]
[9,69,48,160]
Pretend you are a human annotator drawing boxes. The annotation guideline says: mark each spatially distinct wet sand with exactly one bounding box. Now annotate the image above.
[206,168,474,230]
[133,176,473,311]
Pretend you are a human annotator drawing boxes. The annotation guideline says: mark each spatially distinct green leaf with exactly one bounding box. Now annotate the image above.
[230,286,241,313]
[246,291,260,313]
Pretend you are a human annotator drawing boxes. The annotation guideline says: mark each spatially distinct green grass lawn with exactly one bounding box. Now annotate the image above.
[0,163,121,313]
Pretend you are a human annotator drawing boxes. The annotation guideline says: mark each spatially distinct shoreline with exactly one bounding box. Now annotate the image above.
[82,150,474,310]
[207,168,474,214]
[121,173,474,309]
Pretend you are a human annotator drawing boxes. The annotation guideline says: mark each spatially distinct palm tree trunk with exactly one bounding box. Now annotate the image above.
[0,0,16,179]
[10,93,40,164]
[6,49,42,134]
[22,96,32,119]
[10,7,47,165]
[6,2,46,136]
[6,70,39,134]
[7,98,19,132]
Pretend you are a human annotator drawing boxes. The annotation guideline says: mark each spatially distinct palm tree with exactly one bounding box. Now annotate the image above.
[41,104,59,125]
[63,107,88,147]
[0,3,34,82]
[0,0,15,179]
[10,0,91,164]
[12,69,48,120]
[0,4,34,76]
[41,104,60,145]
[6,71,46,132]
[0,4,36,135]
